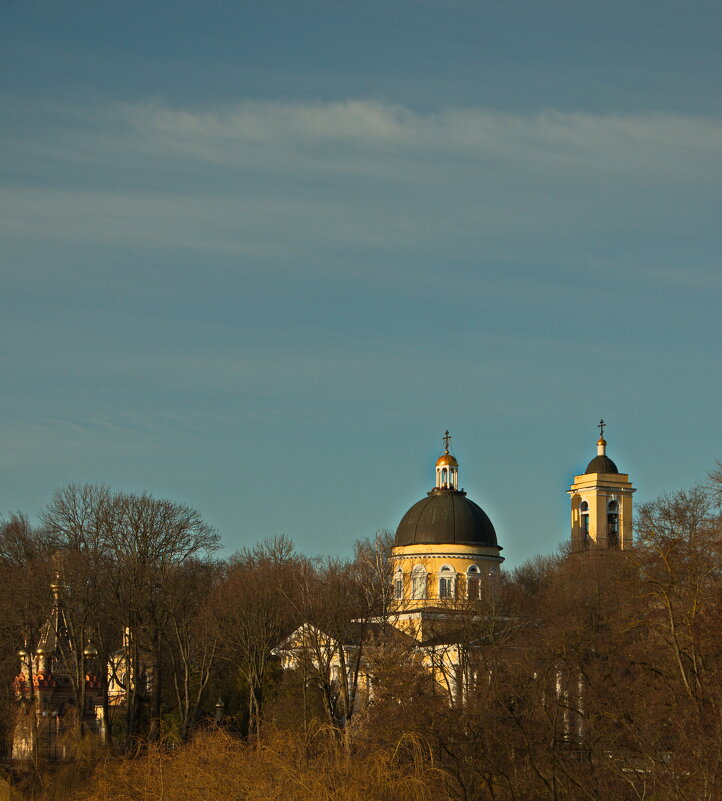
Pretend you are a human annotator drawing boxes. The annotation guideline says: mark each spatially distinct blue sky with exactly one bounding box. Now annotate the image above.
[1,0,720,567]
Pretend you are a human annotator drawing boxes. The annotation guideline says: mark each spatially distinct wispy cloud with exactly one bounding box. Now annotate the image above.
[7,97,722,173]
[119,99,722,171]
[1,98,721,290]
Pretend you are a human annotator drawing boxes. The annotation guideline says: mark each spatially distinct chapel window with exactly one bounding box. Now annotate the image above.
[439,565,454,599]
[411,566,427,600]
[580,501,589,546]
[607,500,619,547]
[467,565,481,600]
[394,569,404,600]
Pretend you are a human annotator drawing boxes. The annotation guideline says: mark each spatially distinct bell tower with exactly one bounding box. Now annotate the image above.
[568,420,635,552]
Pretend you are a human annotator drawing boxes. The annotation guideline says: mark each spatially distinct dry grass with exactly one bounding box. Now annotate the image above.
[75,724,447,801]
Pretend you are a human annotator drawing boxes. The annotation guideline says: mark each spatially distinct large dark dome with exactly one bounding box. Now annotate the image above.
[395,489,499,548]
[585,455,619,474]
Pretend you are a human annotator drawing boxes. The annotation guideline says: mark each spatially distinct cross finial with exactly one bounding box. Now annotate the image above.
[443,429,451,453]
[598,419,606,439]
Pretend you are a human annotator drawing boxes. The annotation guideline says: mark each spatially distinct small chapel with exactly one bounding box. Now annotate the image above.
[12,576,103,761]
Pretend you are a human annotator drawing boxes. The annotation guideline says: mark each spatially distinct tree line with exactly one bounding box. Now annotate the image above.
[0,483,394,756]
[0,465,720,801]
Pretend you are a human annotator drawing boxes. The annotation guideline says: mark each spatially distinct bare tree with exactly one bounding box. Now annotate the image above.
[102,491,219,743]
[0,514,54,760]
[214,536,302,739]
[288,558,371,736]
[42,485,119,742]
[633,483,722,799]
[44,485,220,748]
[352,529,394,621]
[164,559,221,741]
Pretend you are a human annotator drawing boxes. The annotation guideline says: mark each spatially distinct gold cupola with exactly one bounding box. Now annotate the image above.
[435,430,459,490]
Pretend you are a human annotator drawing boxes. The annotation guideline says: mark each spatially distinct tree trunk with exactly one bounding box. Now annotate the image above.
[149,646,162,742]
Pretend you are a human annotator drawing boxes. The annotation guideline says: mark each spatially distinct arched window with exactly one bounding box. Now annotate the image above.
[393,569,404,600]
[607,500,619,546]
[467,565,481,600]
[411,565,427,600]
[580,501,589,545]
[439,565,454,599]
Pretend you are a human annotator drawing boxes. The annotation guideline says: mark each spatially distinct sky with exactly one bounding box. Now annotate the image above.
[1,0,720,568]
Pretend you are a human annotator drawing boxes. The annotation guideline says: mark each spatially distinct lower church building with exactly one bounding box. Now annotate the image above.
[12,576,103,761]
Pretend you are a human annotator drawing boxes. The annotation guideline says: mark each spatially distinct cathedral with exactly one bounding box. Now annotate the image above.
[276,424,635,708]
[12,424,635,756]
[389,423,633,619]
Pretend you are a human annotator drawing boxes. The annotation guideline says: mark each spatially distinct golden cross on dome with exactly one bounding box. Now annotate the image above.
[443,429,451,453]
[598,419,606,439]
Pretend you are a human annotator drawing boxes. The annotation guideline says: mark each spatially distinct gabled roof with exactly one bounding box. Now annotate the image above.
[274,620,416,654]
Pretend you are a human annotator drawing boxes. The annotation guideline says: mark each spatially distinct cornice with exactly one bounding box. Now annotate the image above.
[567,486,636,496]
[392,552,504,563]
